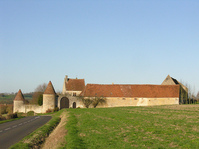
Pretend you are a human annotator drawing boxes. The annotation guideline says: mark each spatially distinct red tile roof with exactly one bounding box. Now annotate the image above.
[14,89,25,101]
[44,81,56,95]
[81,84,180,98]
[66,79,85,91]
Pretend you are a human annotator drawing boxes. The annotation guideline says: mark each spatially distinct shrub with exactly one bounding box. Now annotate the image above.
[53,107,59,112]
[38,94,43,106]
[6,105,13,114]
[46,109,53,113]
[0,105,8,114]
[0,115,6,121]
[27,111,34,116]
[6,113,18,120]
[17,112,24,118]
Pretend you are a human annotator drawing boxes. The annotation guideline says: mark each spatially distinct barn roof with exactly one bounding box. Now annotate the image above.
[80,84,180,98]
[44,81,56,95]
[14,89,25,101]
[162,75,188,92]
[65,79,85,91]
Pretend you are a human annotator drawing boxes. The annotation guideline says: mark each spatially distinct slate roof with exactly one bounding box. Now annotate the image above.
[65,79,85,91]
[14,89,25,101]
[81,84,180,98]
[44,81,56,95]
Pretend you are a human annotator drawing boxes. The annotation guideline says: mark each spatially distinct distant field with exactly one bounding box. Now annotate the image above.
[66,105,199,149]
[0,93,32,104]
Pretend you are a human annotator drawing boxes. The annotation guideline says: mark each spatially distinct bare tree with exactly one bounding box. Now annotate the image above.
[92,96,106,108]
[32,83,47,104]
[78,96,92,108]
[35,83,47,92]
[78,96,106,108]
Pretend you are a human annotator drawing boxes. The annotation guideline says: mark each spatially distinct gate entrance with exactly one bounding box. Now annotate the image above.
[60,97,69,109]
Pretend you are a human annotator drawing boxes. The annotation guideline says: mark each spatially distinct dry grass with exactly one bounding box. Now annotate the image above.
[41,111,68,149]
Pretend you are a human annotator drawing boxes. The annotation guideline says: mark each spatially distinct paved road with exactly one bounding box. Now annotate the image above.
[0,116,52,149]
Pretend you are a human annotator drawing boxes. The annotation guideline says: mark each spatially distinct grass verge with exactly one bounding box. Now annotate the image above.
[9,110,63,149]
[63,111,86,149]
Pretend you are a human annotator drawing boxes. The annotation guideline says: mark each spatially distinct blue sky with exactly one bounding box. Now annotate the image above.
[0,0,199,94]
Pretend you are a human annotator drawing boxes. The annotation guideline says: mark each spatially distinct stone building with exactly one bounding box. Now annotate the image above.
[62,75,85,96]
[162,75,188,104]
[13,75,188,113]
[13,77,85,113]
[80,84,180,107]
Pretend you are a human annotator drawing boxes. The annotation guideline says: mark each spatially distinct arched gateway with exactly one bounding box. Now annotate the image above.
[60,97,69,109]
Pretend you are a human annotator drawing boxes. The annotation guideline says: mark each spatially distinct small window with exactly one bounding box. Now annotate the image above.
[73,92,76,96]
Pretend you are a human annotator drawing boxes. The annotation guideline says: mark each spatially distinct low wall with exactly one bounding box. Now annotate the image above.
[13,102,43,113]
[24,104,43,113]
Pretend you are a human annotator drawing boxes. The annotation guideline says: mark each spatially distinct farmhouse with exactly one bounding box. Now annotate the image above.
[13,75,188,113]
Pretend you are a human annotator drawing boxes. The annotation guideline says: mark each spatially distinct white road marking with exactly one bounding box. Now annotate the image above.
[0,116,41,133]
[5,128,10,131]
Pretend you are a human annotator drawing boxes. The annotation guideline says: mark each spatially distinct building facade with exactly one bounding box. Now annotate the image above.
[13,75,187,113]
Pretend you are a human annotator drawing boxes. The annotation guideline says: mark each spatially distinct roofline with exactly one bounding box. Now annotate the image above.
[85,83,179,86]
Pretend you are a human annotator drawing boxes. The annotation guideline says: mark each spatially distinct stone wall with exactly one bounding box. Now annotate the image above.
[13,101,43,113]
[92,97,179,108]
[24,104,43,113]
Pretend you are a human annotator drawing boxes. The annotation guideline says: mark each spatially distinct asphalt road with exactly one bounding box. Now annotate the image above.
[0,116,52,149]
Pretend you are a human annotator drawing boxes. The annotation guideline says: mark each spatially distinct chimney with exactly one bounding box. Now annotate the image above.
[65,75,68,83]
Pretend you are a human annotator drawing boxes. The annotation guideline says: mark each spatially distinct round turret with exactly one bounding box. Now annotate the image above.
[13,89,25,113]
[43,81,56,113]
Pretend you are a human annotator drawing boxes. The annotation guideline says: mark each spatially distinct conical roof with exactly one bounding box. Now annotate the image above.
[14,89,25,101]
[44,81,56,95]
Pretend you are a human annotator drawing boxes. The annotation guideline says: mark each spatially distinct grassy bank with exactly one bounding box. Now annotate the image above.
[65,105,199,148]
[10,110,63,149]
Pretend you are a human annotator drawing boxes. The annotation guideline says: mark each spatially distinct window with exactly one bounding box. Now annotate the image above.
[73,92,76,96]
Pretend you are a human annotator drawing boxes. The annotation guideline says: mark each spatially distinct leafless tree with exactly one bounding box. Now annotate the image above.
[32,83,47,104]
[78,96,92,108]
[78,96,106,108]
[92,96,106,108]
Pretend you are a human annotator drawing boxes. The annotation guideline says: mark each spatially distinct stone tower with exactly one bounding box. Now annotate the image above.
[43,81,57,113]
[13,89,25,113]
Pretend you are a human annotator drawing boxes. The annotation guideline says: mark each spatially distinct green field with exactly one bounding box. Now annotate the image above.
[65,105,199,149]
[0,93,33,104]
